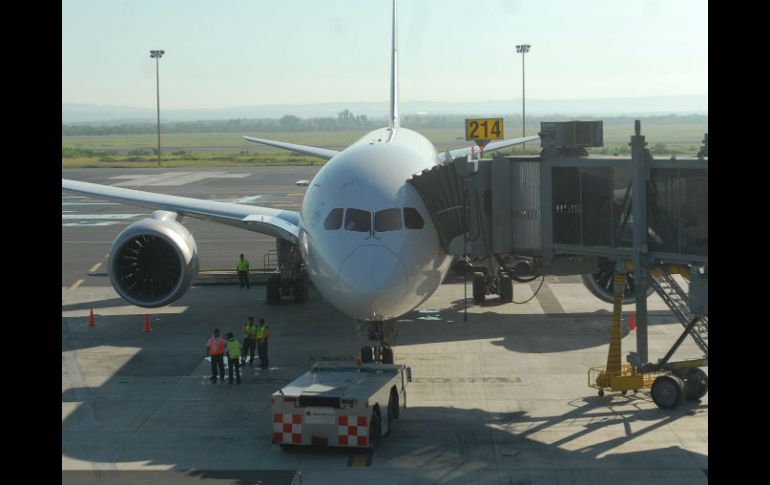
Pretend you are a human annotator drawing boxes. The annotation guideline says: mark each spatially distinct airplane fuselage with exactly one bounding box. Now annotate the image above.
[299,126,453,321]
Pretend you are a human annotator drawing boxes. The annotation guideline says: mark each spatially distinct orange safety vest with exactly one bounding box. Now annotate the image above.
[208,336,225,356]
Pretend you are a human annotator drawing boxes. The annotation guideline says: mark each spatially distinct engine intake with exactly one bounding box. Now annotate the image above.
[109,211,198,307]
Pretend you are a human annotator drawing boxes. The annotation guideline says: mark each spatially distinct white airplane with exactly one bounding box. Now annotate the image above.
[62,0,538,333]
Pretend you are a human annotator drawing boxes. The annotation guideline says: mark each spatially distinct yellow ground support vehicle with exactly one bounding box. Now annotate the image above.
[588,265,707,409]
[588,363,658,397]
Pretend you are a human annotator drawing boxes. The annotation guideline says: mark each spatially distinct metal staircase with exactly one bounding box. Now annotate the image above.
[649,270,708,356]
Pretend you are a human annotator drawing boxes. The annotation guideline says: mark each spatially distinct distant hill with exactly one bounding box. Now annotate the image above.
[62,95,707,124]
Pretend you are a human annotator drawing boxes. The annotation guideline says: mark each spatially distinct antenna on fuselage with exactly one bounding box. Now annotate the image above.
[389,0,399,130]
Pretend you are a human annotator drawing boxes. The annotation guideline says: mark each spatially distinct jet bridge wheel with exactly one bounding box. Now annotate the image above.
[499,276,513,302]
[684,368,708,400]
[651,374,685,409]
[472,272,486,303]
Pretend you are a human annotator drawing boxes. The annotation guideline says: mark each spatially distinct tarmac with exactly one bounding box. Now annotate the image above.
[62,168,708,484]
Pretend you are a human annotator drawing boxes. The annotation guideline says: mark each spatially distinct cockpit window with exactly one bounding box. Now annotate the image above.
[345,209,371,232]
[324,208,343,230]
[375,208,402,232]
[404,207,424,229]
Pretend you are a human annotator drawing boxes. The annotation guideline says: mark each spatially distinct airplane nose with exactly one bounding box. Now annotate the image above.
[337,245,408,319]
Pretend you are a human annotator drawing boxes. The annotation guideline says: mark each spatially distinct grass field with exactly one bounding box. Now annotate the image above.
[61,122,707,168]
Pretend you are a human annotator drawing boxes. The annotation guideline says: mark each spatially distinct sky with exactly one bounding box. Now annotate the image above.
[62,0,708,110]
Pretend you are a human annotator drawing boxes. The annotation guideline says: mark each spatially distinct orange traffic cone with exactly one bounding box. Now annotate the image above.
[629,312,636,331]
[143,314,152,333]
[88,309,96,327]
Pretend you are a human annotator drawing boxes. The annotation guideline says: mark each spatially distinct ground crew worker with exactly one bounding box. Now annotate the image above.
[241,316,258,366]
[237,253,250,289]
[207,328,226,383]
[257,318,270,369]
[226,332,242,384]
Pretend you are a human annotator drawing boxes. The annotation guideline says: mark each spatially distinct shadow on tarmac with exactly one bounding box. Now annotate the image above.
[62,284,705,483]
[61,391,707,483]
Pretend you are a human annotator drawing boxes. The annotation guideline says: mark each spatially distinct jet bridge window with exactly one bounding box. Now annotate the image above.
[404,207,424,229]
[375,208,402,232]
[345,209,371,232]
[324,208,343,230]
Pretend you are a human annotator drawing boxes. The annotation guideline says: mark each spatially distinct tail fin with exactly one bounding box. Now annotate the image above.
[389,0,399,129]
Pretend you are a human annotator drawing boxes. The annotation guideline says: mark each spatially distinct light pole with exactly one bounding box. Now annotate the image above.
[516,44,530,152]
[150,49,165,166]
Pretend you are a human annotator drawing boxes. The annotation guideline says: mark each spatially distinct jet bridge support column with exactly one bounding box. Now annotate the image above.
[630,120,650,367]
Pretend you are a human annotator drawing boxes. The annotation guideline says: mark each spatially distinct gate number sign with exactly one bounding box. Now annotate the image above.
[465,118,504,142]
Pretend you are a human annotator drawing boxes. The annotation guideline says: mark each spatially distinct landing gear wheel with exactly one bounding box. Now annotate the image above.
[266,275,281,304]
[293,276,308,303]
[472,272,486,303]
[382,347,394,365]
[499,276,513,302]
[360,346,374,364]
[684,368,708,400]
[651,374,685,409]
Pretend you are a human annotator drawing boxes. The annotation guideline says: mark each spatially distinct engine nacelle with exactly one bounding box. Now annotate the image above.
[108,211,198,308]
[581,268,653,304]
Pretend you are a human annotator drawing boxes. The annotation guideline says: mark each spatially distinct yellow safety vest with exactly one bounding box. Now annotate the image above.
[257,325,269,341]
[244,323,257,339]
[227,339,241,359]
[237,259,249,271]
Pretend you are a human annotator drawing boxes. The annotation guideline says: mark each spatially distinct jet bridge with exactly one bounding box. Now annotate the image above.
[408,120,708,396]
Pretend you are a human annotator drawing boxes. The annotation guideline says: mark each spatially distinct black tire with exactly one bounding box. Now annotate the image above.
[684,368,708,400]
[472,272,486,303]
[598,389,604,397]
[294,277,308,303]
[450,258,468,276]
[368,410,381,448]
[382,347,394,365]
[361,346,374,364]
[389,388,400,419]
[266,275,281,304]
[499,276,513,302]
[651,374,685,409]
[385,390,399,436]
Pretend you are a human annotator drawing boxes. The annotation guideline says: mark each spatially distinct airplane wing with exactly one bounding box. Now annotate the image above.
[438,135,540,162]
[62,179,300,244]
[243,136,340,160]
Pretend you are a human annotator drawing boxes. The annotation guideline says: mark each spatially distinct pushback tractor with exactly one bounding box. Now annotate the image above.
[272,362,411,449]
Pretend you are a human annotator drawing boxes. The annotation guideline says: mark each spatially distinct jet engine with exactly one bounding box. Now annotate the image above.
[108,211,198,308]
[581,262,653,304]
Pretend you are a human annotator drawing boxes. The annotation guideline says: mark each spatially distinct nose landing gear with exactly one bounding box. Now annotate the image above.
[359,320,397,364]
